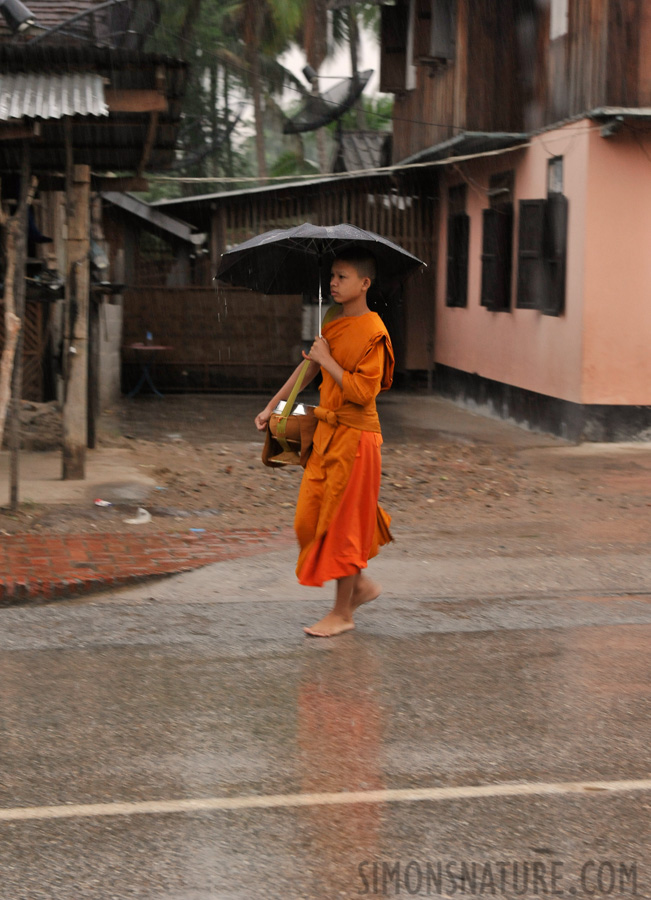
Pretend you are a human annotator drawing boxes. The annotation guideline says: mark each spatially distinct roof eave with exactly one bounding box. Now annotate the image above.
[395,131,531,168]
[102,191,206,245]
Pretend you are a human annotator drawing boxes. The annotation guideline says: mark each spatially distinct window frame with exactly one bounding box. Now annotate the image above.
[380,1,416,93]
[445,183,469,308]
[413,0,456,65]
[516,195,568,316]
[550,0,569,40]
[480,170,515,312]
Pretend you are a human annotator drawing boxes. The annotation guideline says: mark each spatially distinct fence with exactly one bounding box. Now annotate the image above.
[123,172,438,389]
[121,286,302,393]
[0,299,52,402]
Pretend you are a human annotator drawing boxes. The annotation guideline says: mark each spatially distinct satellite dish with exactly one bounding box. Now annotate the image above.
[283,69,373,134]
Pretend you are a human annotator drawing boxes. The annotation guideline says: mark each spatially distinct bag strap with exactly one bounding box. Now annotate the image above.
[275,359,311,452]
[275,306,339,451]
[322,304,339,328]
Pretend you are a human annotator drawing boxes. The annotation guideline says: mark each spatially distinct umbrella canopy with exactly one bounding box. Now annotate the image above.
[215,222,425,298]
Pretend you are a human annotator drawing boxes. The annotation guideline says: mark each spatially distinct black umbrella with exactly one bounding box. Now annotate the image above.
[215,222,426,332]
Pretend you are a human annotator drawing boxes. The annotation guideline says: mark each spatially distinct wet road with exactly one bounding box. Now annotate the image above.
[0,560,649,899]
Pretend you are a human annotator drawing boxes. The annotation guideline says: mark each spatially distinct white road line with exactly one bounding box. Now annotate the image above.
[0,778,649,824]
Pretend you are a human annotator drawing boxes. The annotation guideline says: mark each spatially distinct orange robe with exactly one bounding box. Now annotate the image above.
[295,310,394,587]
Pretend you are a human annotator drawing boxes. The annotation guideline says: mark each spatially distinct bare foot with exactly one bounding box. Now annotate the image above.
[304,612,355,638]
[352,574,382,611]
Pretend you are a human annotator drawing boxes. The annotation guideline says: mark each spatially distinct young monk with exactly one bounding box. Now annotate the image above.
[254,248,394,637]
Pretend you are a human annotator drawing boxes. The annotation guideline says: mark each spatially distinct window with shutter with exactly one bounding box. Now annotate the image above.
[481,205,513,311]
[516,200,546,310]
[414,0,456,65]
[446,212,469,308]
[431,0,456,61]
[380,3,410,93]
[413,0,433,62]
[550,0,569,39]
[542,193,568,316]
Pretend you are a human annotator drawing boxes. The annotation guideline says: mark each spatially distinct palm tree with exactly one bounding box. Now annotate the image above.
[297,1,382,170]
[331,2,381,129]
[300,0,329,171]
[151,0,306,185]
[228,0,305,181]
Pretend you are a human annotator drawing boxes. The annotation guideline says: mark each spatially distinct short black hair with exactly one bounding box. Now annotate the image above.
[332,248,376,282]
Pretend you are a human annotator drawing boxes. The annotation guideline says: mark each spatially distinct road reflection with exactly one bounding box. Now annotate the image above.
[297,637,384,891]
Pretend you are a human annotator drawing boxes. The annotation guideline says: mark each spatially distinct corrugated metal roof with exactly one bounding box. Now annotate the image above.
[102,192,206,246]
[0,72,107,120]
[334,131,390,172]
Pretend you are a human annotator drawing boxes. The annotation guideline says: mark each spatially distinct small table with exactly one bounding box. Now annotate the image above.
[125,343,173,398]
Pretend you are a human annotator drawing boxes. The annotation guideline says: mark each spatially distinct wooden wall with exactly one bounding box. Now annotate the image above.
[122,174,438,390]
[0,300,50,402]
[392,0,531,163]
[212,175,438,375]
[121,287,303,392]
[390,0,649,162]
[214,176,434,265]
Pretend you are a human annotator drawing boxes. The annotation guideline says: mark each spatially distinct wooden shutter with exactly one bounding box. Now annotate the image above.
[413,0,432,62]
[446,212,469,307]
[430,0,456,60]
[380,3,409,92]
[481,205,513,310]
[516,199,545,309]
[414,0,456,64]
[542,193,568,316]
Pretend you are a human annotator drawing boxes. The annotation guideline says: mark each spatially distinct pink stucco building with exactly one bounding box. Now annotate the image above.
[380,0,651,439]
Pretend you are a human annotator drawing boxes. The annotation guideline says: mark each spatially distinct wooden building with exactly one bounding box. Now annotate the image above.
[377,0,651,439]
[124,172,437,392]
[0,2,187,477]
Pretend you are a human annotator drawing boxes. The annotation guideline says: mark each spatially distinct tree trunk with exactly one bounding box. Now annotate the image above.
[250,47,267,182]
[224,65,234,176]
[314,83,329,173]
[0,222,20,449]
[209,62,218,178]
[9,151,31,509]
[179,0,203,49]
[304,0,329,174]
[0,162,35,455]
[246,1,267,183]
[348,8,366,129]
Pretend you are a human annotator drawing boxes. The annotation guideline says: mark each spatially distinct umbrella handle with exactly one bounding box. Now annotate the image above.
[318,268,322,338]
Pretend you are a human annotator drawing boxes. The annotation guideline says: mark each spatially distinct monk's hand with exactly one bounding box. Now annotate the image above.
[303,335,331,366]
[255,407,272,431]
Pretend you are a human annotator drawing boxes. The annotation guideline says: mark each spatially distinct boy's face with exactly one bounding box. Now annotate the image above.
[330,260,370,306]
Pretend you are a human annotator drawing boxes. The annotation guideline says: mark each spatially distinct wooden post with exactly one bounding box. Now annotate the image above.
[87,294,99,449]
[9,148,31,509]
[0,196,20,450]
[62,164,91,480]
[87,195,105,449]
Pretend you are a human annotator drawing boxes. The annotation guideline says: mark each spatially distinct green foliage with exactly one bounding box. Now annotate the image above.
[269,151,320,179]
[327,95,394,134]
[142,0,388,193]
[330,2,380,54]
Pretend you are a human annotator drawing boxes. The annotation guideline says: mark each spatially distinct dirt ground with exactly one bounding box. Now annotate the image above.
[2,394,651,562]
